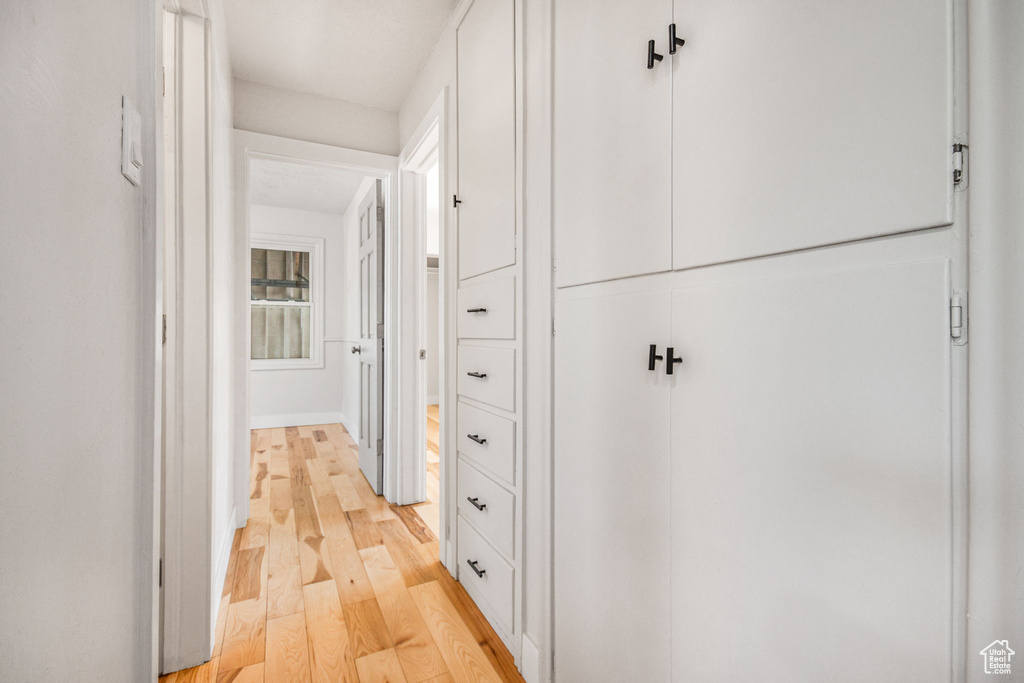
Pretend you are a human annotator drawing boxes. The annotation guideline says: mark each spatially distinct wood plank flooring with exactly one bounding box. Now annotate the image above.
[160,421,521,683]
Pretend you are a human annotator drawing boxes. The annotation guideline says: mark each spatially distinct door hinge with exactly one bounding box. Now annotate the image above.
[377,322,384,337]
[953,143,968,188]
[376,438,384,456]
[951,292,967,344]
[377,206,385,221]
[162,314,167,346]
[159,558,163,587]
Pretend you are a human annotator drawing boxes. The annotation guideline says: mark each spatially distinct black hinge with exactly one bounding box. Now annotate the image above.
[953,143,968,187]
[159,558,163,587]
[162,314,167,346]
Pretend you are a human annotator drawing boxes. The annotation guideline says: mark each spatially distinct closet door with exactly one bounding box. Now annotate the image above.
[553,291,672,681]
[553,0,673,287]
[457,0,516,281]
[669,260,953,681]
[672,0,953,269]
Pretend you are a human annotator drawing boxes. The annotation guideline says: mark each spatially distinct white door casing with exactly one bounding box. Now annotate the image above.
[359,180,386,494]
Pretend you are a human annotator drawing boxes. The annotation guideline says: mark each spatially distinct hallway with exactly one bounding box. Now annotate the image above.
[160,424,522,683]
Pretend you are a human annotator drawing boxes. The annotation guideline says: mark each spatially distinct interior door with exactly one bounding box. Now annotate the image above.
[669,260,953,681]
[672,0,953,269]
[358,180,385,494]
[456,0,516,281]
[553,291,672,681]
[553,0,673,287]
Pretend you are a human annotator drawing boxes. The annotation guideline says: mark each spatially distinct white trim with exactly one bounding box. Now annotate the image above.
[249,232,325,370]
[250,412,345,429]
[209,503,238,647]
[520,635,542,683]
[426,395,439,405]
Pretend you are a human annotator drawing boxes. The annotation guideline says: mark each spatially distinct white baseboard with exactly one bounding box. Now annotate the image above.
[521,634,543,683]
[338,410,359,442]
[250,411,343,429]
[426,394,439,405]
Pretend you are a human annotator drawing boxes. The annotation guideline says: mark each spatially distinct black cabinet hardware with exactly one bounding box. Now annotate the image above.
[669,23,685,54]
[666,347,683,375]
[453,195,462,208]
[467,371,487,378]
[648,344,664,371]
[647,39,663,69]
[467,434,487,445]
[467,559,486,577]
[467,307,488,313]
[467,496,487,511]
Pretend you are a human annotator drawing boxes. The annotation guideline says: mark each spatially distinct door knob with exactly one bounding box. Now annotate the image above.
[647,39,664,69]
[669,23,685,54]
[351,345,361,354]
[666,347,683,375]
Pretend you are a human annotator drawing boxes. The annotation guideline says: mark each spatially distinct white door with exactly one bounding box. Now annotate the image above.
[553,291,673,681]
[672,0,953,269]
[358,180,385,494]
[553,0,673,287]
[669,260,953,681]
[456,0,516,281]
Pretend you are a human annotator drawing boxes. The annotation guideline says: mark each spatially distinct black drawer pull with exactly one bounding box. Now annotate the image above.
[666,347,684,375]
[467,434,487,445]
[467,496,487,511]
[648,344,663,371]
[467,371,487,379]
[467,559,486,577]
[647,39,663,69]
[669,23,685,54]
[467,307,487,313]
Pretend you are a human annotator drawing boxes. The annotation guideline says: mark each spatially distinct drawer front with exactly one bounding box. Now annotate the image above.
[457,459,515,558]
[457,516,515,633]
[458,277,516,340]
[457,401,515,485]
[458,345,515,412]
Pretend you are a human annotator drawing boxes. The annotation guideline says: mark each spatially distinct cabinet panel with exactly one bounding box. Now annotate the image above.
[457,276,516,339]
[457,516,515,633]
[553,291,672,681]
[673,0,953,269]
[553,0,673,287]
[457,401,515,485]
[457,345,515,412]
[457,0,516,281]
[457,458,515,558]
[670,260,952,682]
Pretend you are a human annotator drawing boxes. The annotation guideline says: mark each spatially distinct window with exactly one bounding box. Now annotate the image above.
[250,234,324,369]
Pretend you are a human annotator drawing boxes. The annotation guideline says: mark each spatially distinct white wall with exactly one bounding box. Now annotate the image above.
[250,205,349,427]
[399,28,454,150]
[967,3,1024,678]
[234,79,400,156]
[0,1,158,680]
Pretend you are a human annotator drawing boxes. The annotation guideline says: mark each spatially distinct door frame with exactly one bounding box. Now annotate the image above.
[394,90,450,558]
[234,130,399,494]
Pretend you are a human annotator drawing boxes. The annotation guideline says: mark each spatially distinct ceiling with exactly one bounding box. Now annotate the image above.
[222,0,457,112]
[248,157,369,214]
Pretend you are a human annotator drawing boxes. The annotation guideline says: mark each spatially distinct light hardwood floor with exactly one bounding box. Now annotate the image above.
[160,421,522,683]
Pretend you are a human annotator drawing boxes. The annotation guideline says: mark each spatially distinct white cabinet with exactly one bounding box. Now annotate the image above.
[672,0,953,269]
[553,0,954,285]
[457,0,517,281]
[553,0,673,287]
[670,260,953,681]
[553,291,673,682]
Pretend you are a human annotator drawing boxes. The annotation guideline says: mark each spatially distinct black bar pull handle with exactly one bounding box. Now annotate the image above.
[467,434,487,445]
[648,344,664,371]
[669,23,685,54]
[467,371,487,379]
[453,195,462,208]
[647,39,663,69]
[467,559,486,577]
[467,496,487,511]
[467,307,487,313]
[666,347,684,375]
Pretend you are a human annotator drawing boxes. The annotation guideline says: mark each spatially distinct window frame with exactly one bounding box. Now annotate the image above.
[250,232,325,370]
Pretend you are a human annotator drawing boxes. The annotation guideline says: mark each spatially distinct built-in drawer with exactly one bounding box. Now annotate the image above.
[457,277,516,340]
[457,401,515,485]
[457,459,515,558]
[457,345,515,412]
[457,516,514,634]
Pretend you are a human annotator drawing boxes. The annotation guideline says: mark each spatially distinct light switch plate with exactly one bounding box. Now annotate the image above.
[121,95,142,186]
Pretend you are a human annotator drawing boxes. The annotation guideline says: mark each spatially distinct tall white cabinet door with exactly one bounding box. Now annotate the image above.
[457,0,516,281]
[672,0,953,269]
[553,0,673,287]
[670,260,953,682]
[554,291,672,681]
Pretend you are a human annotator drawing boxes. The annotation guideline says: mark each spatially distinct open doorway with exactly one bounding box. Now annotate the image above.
[419,148,443,539]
